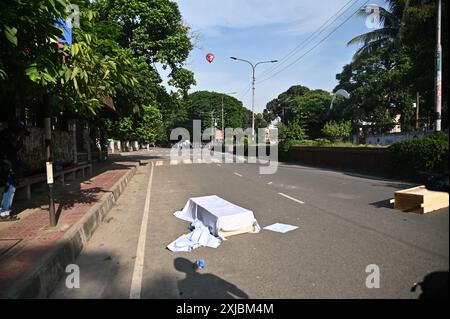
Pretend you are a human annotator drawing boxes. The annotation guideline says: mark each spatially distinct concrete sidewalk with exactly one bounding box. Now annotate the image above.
[0,155,141,298]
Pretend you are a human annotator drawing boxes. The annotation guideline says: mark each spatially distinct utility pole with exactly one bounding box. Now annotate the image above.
[416,92,420,130]
[435,0,442,131]
[210,98,215,144]
[44,116,56,227]
[230,57,277,141]
[221,92,237,136]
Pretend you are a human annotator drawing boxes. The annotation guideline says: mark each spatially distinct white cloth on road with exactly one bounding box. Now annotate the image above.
[167,220,222,252]
[263,223,298,233]
[174,195,260,236]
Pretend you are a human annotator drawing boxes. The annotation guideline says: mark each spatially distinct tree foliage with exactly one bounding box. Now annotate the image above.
[321,121,352,141]
[264,85,331,138]
[183,91,263,133]
[336,0,449,132]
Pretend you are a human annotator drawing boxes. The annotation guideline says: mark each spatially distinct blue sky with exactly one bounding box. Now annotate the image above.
[160,0,387,113]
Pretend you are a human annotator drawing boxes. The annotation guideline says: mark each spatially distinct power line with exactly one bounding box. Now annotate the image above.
[237,84,252,101]
[257,0,370,84]
[258,0,360,79]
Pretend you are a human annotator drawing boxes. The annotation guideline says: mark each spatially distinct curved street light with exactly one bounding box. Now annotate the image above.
[230,57,278,141]
[330,89,350,110]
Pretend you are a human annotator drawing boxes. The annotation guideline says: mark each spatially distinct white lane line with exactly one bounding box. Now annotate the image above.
[130,161,155,299]
[234,172,243,177]
[267,181,273,185]
[278,192,305,204]
[155,161,163,166]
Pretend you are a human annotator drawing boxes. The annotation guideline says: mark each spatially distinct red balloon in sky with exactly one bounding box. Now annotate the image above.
[206,53,215,63]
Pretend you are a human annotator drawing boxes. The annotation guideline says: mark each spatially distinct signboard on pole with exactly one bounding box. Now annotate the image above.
[215,130,224,140]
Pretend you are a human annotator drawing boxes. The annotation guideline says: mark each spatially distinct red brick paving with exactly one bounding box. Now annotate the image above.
[0,160,136,294]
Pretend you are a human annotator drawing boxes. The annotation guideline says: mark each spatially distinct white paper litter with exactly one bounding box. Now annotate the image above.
[263,223,298,233]
[167,220,222,252]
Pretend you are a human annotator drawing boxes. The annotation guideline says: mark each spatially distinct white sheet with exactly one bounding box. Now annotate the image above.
[167,220,222,252]
[263,223,298,233]
[174,195,260,236]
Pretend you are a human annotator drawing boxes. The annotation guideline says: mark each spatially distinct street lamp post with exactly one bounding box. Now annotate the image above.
[329,89,350,110]
[230,57,277,141]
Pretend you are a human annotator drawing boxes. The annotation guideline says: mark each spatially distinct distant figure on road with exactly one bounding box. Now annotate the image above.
[177,140,191,150]
[0,121,30,221]
[174,257,249,299]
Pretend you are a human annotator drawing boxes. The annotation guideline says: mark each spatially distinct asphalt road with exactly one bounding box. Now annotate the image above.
[50,148,449,299]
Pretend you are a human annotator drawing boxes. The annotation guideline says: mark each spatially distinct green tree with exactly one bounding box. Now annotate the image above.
[94,0,195,93]
[184,91,252,133]
[334,46,413,133]
[135,104,164,144]
[345,0,449,131]
[264,85,331,138]
[278,121,306,141]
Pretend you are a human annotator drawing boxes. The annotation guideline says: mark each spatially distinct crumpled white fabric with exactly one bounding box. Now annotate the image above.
[167,220,222,252]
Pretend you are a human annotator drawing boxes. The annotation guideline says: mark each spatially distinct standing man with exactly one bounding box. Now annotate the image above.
[0,121,30,221]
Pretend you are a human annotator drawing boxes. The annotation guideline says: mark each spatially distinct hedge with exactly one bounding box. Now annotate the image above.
[388,132,449,177]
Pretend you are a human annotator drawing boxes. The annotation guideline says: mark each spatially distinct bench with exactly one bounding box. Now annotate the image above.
[13,164,93,200]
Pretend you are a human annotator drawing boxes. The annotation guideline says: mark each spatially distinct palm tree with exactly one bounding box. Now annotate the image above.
[348,0,410,62]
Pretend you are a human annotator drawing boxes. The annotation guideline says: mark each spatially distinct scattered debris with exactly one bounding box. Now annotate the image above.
[263,223,298,233]
[167,220,221,252]
[194,259,205,272]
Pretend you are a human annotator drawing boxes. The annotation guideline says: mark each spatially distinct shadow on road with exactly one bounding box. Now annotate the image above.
[412,271,449,299]
[369,199,394,209]
[173,258,249,299]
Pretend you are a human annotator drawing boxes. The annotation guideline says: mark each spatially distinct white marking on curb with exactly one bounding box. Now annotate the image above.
[170,160,179,165]
[234,172,243,177]
[155,161,163,166]
[130,162,154,299]
[278,192,305,204]
[183,159,192,164]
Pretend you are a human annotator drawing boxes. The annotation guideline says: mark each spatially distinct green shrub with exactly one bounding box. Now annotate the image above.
[321,121,351,141]
[314,138,332,146]
[388,132,449,176]
[279,139,304,154]
[278,122,306,141]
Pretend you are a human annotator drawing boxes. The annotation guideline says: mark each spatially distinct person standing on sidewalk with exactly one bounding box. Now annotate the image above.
[0,121,30,221]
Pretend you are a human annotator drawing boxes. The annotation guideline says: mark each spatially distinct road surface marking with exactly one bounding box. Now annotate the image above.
[129,162,155,299]
[155,161,163,166]
[278,192,305,204]
[267,181,273,185]
[234,172,243,177]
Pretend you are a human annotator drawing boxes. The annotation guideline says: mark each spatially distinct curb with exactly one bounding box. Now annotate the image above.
[1,162,140,299]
